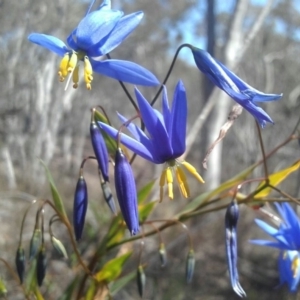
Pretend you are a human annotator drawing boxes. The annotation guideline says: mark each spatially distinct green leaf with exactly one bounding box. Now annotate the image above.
[138,179,156,204]
[40,160,67,220]
[255,160,300,198]
[110,271,136,296]
[180,162,258,215]
[95,252,132,283]
[139,201,157,222]
[106,216,126,247]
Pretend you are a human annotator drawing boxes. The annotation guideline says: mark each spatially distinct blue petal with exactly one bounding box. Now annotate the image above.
[66,29,79,51]
[250,240,285,249]
[28,33,68,57]
[218,61,282,103]
[117,113,154,153]
[95,11,144,56]
[135,88,173,161]
[97,0,111,10]
[162,86,172,132]
[98,122,155,162]
[91,59,160,86]
[76,9,122,51]
[169,80,187,157]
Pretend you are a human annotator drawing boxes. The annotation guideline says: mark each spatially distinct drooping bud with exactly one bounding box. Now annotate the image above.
[136,265,146,298]
[90,121,109,182]
[15,246,25,284]
[29,229,41,261]
[185,249,195,284]
[159,243,167,268]
[73,175,88,241]
[51,236,68,259]
[114,148,139,235]
[225,201,246,298]
[36,246,47,287]
[101,180,117,215]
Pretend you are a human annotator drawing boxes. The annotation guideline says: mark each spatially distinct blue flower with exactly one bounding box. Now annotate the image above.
[191,47,282,128]
[28,0,159,90]
[99,80,204,202]
[225,201,246,298]
[251,203,300,292]
[114,148,139,235]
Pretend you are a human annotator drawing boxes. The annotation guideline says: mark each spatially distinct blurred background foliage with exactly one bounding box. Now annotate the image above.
[0,0,300,299]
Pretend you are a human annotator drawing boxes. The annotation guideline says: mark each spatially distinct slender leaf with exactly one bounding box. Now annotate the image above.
[139,201,157,222]
[138,179,156,204]
[40,160,67,220]
[255,160,300,198]
[95,252,132,283]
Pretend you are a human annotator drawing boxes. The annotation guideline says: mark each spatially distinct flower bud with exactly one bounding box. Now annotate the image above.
[137,265,146,297]
[90,121,109,182]
[114,148,139,235]
[159,243,167,268]
[29,229,41,261]
[15,246,25,284]
[185,249,195,284]
[51,236,68,259]
[225,201,246,297]
[73,175,88,241]
[101,180,117,215]
[36,246,47,287]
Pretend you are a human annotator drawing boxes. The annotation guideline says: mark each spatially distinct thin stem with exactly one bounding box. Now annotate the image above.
[18,200,37,247]
[105,53,138,112]
[255,121,269,179]
[150,43,192,106]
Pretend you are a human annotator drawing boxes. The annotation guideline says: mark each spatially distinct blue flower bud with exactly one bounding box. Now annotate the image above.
[36,246,47,287]
[114,148,139,235]
[73,175,88,241]
[225,201,246,298]
[137,265,146,297]
[185,249,195,284]
[29,228,41,261]
[90,122,109,182]
[101,180,117,215]
[15,246,25,284]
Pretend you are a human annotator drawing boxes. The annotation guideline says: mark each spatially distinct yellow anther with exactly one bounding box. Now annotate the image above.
[181,161,205,183]
[292,256,299,278]
[176,167,190,198]
[58,53,70,81]
[68,52,78,73]
[72,65,79,89]
[84,56,93,90]
[159,169,166,202]
[166,168,173,200]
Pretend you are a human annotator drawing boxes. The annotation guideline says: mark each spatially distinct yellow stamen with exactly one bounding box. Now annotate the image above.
[176,167,190,198]
[181,161,205,183]
[159,169,167,202]
[84,56,93,90]
[292,256,299,278]
[166,168,173,200]
[68,51,78,73]
[58,53,70,81]
[72,65,79,89]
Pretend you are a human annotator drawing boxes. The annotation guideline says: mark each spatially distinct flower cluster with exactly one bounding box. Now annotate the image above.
[24,0,289,298]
